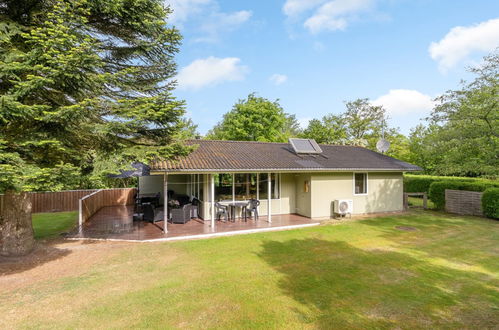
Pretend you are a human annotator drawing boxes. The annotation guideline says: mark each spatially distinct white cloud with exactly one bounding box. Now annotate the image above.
[304,0,374,33]
[269,74,288,85]
[176,57,249,90]
[196,10,252,42]
[283,0,328,17]
[371,89,435,116]
[218,10,252,26]
[429,18,499,71]
[166,0,251,42]
[166,0,211,24]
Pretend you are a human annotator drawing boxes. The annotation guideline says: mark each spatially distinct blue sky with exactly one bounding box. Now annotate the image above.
[166,0,499,135]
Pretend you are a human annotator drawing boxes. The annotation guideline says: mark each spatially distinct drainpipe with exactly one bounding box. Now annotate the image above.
[163,173,168,234]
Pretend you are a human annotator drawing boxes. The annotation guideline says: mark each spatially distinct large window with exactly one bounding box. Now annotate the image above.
[214,174,233,201]
[187,174,204,201]
[354,173,367,195]
[258,173,279,199]
[198,174,204,201]
[214,173,279,201]
[234,173,257,200]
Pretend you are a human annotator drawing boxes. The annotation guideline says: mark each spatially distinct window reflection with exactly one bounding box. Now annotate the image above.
[214,174,233,201]
[354,173,367,194]
[258,173,279,199]
[214,173,280,201]
[234,173,257,200]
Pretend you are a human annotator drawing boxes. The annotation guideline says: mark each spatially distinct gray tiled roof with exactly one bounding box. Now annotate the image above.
[151,140,421,172]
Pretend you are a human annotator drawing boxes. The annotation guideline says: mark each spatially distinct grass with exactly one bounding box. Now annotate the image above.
[32,211,78,239]
[1,211,498,329]
[408,196,436,209]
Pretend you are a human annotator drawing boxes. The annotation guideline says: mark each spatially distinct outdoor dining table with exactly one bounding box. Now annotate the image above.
[224,201,249,222]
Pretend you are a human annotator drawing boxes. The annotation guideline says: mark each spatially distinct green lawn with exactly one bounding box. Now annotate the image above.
[2,211,498,329]
[408,196,436,209]
[32,211,78,239]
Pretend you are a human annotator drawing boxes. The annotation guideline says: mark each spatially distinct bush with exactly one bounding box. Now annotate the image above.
[482,188,499,219]
[428,181,499,210]
[404,175,481,193]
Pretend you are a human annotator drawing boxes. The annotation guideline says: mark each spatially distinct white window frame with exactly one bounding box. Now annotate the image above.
[214,172,281,201]
[353,172,368,196]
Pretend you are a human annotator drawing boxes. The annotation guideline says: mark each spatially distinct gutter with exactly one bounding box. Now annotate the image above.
[149,168,422,175]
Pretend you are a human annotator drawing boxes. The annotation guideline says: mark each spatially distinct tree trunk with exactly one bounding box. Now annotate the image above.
[0,191,35,257]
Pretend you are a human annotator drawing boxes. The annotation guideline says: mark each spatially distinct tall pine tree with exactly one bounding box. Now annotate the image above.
[0,0,189,255]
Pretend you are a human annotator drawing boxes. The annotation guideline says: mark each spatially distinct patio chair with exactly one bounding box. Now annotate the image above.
[167,190,175,199]
[190,197,201,219]
[176,194,191,206]
[245,199,260,220]
[153,192,161,207]
[142,203,156,222]
[215,202,229,222]
[170,204,192,224]
[134,193,142,213]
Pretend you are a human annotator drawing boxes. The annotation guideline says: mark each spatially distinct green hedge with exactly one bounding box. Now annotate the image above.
[404,175,482,193]
[482,188,499,219]
[428,181,499,210]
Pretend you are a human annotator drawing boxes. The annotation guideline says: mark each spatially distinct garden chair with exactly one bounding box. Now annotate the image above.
[142,203,156,222]
[245,199,260,220]
[190,197,201,219]
[170,204,192,224]
[215,202,229,222]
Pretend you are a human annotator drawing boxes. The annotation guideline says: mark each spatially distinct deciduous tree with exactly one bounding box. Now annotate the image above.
[299,115,346,144]
[207,93,296,142]
[410,51,498,176]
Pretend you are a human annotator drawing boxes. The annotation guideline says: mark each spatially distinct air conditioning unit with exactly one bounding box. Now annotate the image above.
[334,199,353,216]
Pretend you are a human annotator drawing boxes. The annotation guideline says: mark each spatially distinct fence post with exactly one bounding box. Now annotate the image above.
[403,193,408,210]
[78,198,83,233]
[423,193,428,210]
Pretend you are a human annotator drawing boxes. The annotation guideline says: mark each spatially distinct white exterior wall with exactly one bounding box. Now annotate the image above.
[140,171,404,220]
[309,172,404,218]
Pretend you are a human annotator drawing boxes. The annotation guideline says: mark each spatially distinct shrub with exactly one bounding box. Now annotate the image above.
[428,181,499,210]
[404,176,435,193]
[404,175,481,193]
[482,188,499,219]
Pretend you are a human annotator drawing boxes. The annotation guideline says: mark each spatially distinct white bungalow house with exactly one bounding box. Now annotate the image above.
[138,138,420,232]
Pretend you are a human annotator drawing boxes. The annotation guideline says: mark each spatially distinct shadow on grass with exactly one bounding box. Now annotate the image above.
[258,238,498,328]
[0,242,71,276]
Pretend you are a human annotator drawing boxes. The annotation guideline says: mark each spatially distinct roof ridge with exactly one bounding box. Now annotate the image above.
[318,143,365,148]
[188,139,378,149]
[187,139,289,145]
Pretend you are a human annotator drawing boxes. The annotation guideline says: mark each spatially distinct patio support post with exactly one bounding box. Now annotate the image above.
[163,173,168,234]
[211,174,215,229]
[267,172,272,223]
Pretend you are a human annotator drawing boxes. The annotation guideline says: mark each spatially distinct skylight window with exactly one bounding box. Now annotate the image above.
[289,138,322,154]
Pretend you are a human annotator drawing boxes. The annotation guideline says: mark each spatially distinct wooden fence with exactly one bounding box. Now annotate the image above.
[445,189,483,216]
[79,188,137,225]
[0,189,98,213]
